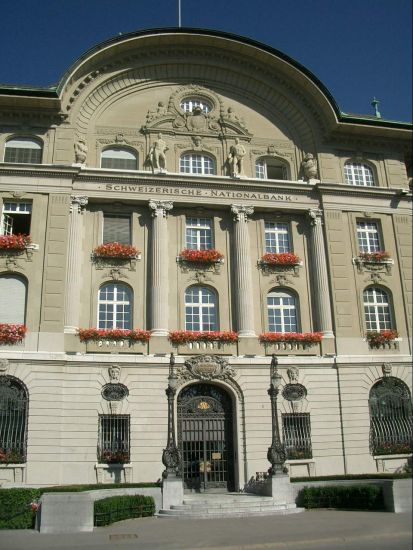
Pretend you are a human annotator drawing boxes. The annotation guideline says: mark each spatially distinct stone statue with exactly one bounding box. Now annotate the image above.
[301,153,319,181]
[149,133,168,171]
[108,365,121,382]
[146,101,167,122]
[74,139,87,164]
[228,138,246,177]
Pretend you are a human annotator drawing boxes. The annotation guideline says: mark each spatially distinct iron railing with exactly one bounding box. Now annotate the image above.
[97,414,130,463]
[0,376,28,463]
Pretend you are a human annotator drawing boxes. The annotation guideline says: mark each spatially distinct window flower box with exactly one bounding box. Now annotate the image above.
[0,234,31,251]
[169,330,238,345]
[359,251,391,263]
[366,330,398,348]
[373,443,412,456]
[178,248,224,264]
[260,252,301,266]
[259,332,322,355]
[99,450,130,464]
[78,328,150,342]
[92,242,140,260]
[0,324,26,345]
[0,448,25,464]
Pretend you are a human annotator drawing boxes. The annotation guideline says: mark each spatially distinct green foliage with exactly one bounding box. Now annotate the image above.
[299,485,384,510]
[38,482,160,492]
[291,472,412,482]
[94,495,155,526]
[0,488,41,529]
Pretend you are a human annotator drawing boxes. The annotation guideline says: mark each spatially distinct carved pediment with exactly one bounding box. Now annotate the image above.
[178,355,236,382]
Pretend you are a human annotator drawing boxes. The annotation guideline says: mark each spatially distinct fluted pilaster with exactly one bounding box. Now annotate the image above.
[231,204,256,337]
[308,209,334,337]
[149,200,173,336]
[64,196,88,333]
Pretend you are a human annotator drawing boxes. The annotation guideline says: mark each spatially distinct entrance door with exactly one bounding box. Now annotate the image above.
[178,384,234,492]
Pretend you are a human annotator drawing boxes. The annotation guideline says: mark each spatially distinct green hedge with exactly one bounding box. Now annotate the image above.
[0,488,41,530]
[291,472,412,482]
[36,482,160,492]
[299,485,384,510]
[94,495,155,526]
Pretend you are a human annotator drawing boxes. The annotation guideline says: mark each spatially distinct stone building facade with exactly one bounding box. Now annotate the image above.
[0,29,411,488]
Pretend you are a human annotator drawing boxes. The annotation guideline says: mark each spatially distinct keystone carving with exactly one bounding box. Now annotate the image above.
[178,355,236,382]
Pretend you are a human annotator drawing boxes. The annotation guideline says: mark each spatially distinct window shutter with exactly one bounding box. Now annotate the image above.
[0,276,26,323]
[103,215,131,244]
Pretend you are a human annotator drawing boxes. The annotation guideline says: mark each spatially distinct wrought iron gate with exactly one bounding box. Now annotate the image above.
[178,384,234,492]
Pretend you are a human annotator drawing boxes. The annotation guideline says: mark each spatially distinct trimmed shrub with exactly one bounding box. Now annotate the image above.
[94,495,155,526]
[0,488,41,529]
[37,482,160,493]
[291,472,412,482]
[299,485,384,510]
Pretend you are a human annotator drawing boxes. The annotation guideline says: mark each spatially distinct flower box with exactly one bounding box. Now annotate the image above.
[99,450,130,464]
[169,330,238,345]
[78,328,150,343]
[0,324,26,345]
[358,251,391,263]
[373,443,412,456]
[178,248,224,264]
[0,234,31,251]
[0,448,25,464]
[92,242,140,259]
[260,252,301,266]
[366,330,398,348]
[259,332,322,345]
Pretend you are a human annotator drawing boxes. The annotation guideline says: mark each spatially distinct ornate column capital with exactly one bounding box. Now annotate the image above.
[231,204,254,222]
[308,208,323,226]
[70,195,88,214]
[149,199,173,217]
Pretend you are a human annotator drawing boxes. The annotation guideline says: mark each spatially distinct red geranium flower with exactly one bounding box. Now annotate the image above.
[0,234,31,250]
[366,330,398,347]
[0,324,27,344]
[359,251,391,263]
[93,242,139,259]
[179,249,224,264]
[259,332,323,345]
[260,253,300,265]
[78,328,150,342]
[169,330,238,345]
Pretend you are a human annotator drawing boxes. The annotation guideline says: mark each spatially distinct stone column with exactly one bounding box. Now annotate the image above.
[308,209,334,337]
[149,200,173,336]
[64,196,88,333]
[231,204,256,337]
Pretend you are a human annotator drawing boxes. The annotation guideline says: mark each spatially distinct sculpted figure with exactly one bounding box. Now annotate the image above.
[74,139,87,164]
[150,133,168,171]
[146,101,167,122]
[302,153,318,181]
[228,138,246,177]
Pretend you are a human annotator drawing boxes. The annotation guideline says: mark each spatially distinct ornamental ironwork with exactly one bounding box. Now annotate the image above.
[282,383,307,402]
[0,376,28,463]
[101,383,129,402]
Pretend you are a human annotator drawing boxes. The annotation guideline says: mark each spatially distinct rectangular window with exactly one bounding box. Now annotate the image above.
[1,202,32,236]
[357,221,381,253]
[185,217,213,250]
[103,214,131,244]
[264,222,290,253]
[282,413,312,460]
[98,414,130,463]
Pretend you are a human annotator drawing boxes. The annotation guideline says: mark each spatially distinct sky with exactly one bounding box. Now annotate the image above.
[1,0,412,122]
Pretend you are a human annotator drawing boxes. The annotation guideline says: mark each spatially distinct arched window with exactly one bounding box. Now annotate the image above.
[369,378,412,455]
[256,157,289,180]
[180,154,216,175]
[267,290,298,333]
[363,287,393,331]
[101,148,138,170]
[4,138,42,164]
[98,283,132,330]
[0,376,28,463]
[344,162,376,186]
[185,286,218,331]
[0,275,27,324]
[180,98,211,114]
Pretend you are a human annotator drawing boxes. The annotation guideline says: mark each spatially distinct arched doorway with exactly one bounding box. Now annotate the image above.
[178,383,235,492]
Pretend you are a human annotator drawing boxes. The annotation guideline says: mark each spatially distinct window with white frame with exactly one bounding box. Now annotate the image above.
[256,157,288,180]
[264,222,291,253]
[98,283,132,330]
[103,214,131,245]
[180,98,212,114]
[282,413,312,460]
[344,162,375,186]
[4,138,42,164]
[180,154,215,175]
[185,286,217,332]
[1,202,32,236]
[186,217,213,250]
[363,287,393,331]
[0,275,27,324]
[98,414,130,463]
[0,376,28,463]
[356,221,381,253]
[101,147,138,170]
[267,290,298,333]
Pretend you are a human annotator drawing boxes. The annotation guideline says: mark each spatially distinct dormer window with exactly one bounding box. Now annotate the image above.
[180,98,212,114]
[4,138,42,164]
[256,157,289,180]
[344,162,376,186]
[101,147,138,170]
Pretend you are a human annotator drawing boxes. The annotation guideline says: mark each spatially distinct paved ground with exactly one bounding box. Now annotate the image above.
[0,510,411,550]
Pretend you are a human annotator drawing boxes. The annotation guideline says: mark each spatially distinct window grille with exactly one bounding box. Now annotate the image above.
[255,158,288,180]
[98,283,132,330]
[363,287,393,331]
[185,286,218,331]
[264,222,291,253]
[282,413,312,460]
[98,414,130,463]
[344,162,375,186]
[369,378,412,456]
[1,202,32,236]
[267,291,298,333]
[180,98,211,113]
[186,217,213,250]
[101,148,137,170]
[4,138,42,164]
[357,221,381,253]
[0,376,28,463]
[180,154,215,175]
[103,214,131,245]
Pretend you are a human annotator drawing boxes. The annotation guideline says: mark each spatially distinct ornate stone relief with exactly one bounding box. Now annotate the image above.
[102,383,129,402]
[287,366,299,383]
[0,359,9,374]
[282,383,307,402]
[108,365,121,382]
[381,363,392,377]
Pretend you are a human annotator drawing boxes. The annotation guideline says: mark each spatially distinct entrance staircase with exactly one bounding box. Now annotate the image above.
[157,492,303,519]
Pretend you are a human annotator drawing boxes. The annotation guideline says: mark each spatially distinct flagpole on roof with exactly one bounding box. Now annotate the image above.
[178,0,181,28]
